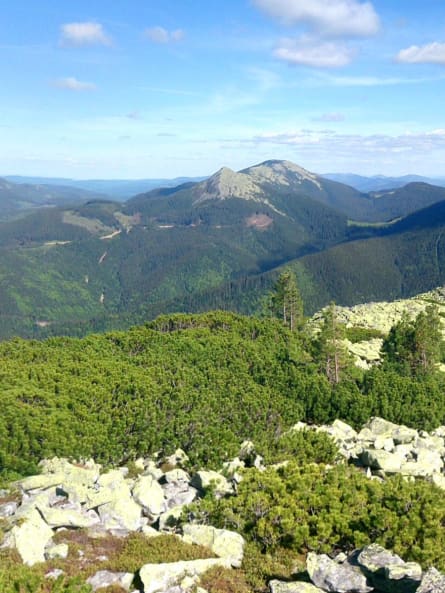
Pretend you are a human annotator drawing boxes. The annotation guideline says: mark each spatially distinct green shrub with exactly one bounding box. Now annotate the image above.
[190,463,445,570]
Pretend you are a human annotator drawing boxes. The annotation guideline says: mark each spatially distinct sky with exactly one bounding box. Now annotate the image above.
[1,0,445,179]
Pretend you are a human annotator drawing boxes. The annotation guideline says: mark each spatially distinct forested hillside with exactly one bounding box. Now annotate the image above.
[3,160,445,339]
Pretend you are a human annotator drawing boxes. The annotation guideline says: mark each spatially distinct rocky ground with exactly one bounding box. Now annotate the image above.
[2,420,445,592]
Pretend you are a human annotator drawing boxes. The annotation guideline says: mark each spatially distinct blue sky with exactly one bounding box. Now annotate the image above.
[1,0,445,178]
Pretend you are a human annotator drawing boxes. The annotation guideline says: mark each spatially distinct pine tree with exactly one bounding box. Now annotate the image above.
[381,305,443,376]
[270,270,304,331]
[315,302,350,384]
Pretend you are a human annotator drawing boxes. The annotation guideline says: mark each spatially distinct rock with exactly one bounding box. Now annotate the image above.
[4,508,54,565]
[98,493,142,531]
[139,558,232,593]
[417,567,445,592]
[17,473,65,492]
[164,469,191,484]
[360,449,403,473]
[87,570,134,591]
[357,544,421,593]
[46,568,65,579]
[158,506,183,532]
[306,552,373,593]
[38,503,100,528]
[164,449,190,467]
[190,471,233,497]
[182,523,245,567]
[0,501,18,517]
[45,543,69,559]
[270,582,324,593]
[162,482,198,510]
[132,475,166,516]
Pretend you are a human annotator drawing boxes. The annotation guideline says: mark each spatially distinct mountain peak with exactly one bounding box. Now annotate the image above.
[194,166,262,203]
[242,160,323,190]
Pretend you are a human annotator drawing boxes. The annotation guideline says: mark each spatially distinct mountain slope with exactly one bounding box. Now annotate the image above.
[0,178,109,221]
[4,159,445,339]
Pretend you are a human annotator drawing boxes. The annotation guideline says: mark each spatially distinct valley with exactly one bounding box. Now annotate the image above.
[3,160,445,340]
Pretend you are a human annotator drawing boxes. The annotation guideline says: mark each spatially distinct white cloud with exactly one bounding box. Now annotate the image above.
[60,22,112,47]
[252,0,380,37]
[312,112,345,122]
[396,42,445,65]
[54,77,96,91]
[274,37,354,67]
[249,128,445,156]
[144,26,185,44]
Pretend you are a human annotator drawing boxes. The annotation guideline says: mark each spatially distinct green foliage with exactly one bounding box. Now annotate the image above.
[270,270,304,331]
[193,463,445,569]
[265,429,340,465]
[312,303,352,384]
[344,326,385,342]
[381,306,443,376]
[0,550,92,593]
[198,565,251,593]
[105,533,213,573]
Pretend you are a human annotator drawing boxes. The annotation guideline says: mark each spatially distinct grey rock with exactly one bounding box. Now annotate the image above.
[360,449,403,473]
[190,471,233,497]
[45,543,69,560]
[139,558,232,593]
[307,552,373,593]
[417,567,445,593]
[0,501,18,517]
[270,582,324,593]
[182,523,245,567]
[132,474,166,516]
[87,570,134,591]
[3,508,54,565]
[357,544,421,593]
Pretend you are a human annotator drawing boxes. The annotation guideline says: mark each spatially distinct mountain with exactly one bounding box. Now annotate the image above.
[3,159,445,339]
[0,177,109,221]
[323,172,445,193]
[4,175,207,200]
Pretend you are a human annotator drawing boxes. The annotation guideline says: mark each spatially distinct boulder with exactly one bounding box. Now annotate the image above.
[98,493,142,531]
[417,567,445,593]
[0,501,18,517]
[306,552,373,593]
[87,570,134,591]
[38,503,100,528]
[360,449,403,473]
[45,543,69,560]
[357,544,421,593]
[190,471,233,497]
[270,582,324,593]
[4,508,54,565]
[182,523,245,567]
[139,558,232,593]
[132,475,166,516]
[17,473,65,492]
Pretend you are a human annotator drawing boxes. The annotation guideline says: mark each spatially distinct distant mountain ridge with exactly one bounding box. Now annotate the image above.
[4,175,207,200]
[323,172,445,193]
[3,159,445,339]
[0,177,110,221]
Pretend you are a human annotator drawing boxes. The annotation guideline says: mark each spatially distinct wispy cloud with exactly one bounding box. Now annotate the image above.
[274,37,354,67]
[312,112,346,122]
[248,128,445,157]
[60,22,112,47]
[306,72,445,87]
[144,26,184,44]
[126,111,143,120]
[396,42,445,65]
[252,0,380,37]
[53,77,97,91]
